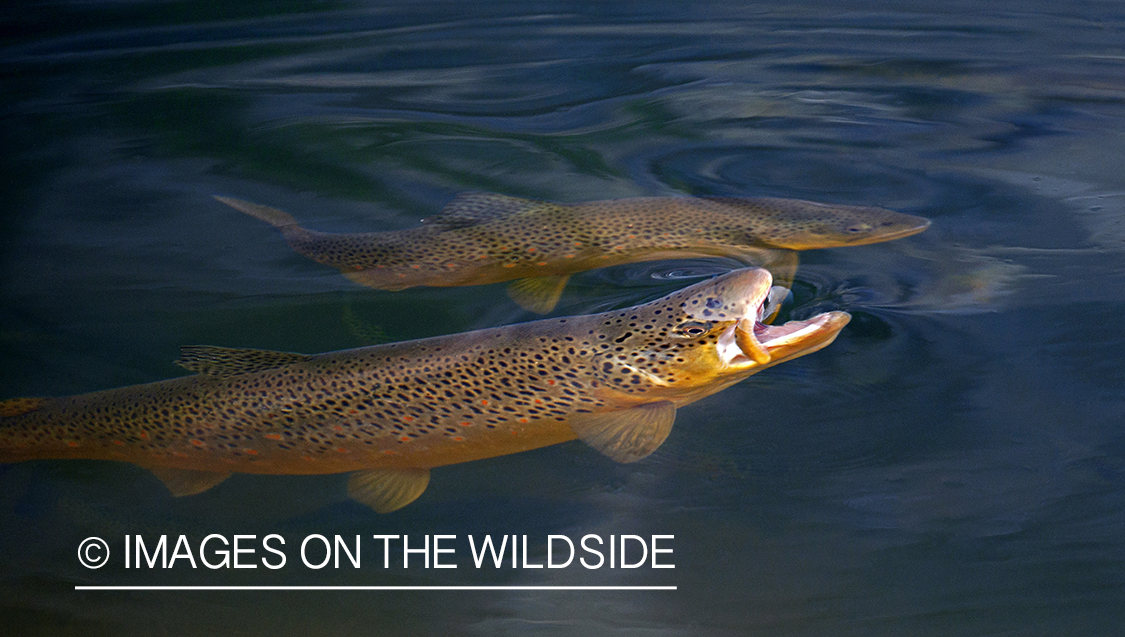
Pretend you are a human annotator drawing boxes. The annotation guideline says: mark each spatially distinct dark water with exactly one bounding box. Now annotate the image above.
[3,0,1124,634]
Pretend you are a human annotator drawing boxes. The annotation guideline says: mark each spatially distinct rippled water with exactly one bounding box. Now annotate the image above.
[3,1,1124,635]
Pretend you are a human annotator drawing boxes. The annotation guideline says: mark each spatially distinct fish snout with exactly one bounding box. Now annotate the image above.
[681,267,773,323]
[839,212,931,246]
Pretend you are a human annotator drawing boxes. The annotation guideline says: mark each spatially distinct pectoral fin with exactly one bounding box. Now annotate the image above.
[506,274,570,314]
[175,346,313,377]
[150,467,231,497]
[348,468,431,513]
[341,304,390,345]
[763,249,798,291]
[569,401,677,463]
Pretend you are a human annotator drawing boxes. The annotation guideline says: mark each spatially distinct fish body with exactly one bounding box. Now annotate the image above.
[218,193,928,312]
[1,268,849,511]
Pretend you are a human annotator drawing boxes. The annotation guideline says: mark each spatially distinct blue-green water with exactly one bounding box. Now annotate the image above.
[2,1,1124,634]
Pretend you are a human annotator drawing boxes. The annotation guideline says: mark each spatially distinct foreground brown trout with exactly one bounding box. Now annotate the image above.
[217,193,928,313]
[0,268,849,512]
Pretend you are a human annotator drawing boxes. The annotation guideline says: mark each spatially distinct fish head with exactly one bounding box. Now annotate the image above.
[591,267,850,401]
[727,197,931,249]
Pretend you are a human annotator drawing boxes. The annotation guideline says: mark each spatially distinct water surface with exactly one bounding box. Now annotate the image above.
[2,1,1124,635]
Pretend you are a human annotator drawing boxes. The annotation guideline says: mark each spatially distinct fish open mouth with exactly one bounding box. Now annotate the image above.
[715,280,851,369]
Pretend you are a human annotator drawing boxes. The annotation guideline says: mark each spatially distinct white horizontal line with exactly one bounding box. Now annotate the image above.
[75,585,676,591]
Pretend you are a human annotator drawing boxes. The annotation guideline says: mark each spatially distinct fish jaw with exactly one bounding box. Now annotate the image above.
[698,268,850,371]
[718,311,851,370]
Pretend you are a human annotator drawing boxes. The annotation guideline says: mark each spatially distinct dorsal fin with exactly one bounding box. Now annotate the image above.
[150,467,231,497]
[348,468,431,513]
[569,401,677,463]
[175,346,313,377]
[214,195,300,229]
[422,192,544,229]
[0,397,44,418]
[506,274,571,314]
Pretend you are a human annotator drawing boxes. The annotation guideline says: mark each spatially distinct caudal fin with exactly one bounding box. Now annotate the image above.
[214,195,300,228]
[0,397,43,418]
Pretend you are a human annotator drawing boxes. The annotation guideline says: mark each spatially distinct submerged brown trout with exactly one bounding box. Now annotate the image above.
[217,193,928,313]
[0,268,849,512]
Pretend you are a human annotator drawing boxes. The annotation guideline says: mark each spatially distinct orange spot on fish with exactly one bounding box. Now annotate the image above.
[503,263,517,268]
[480,400,488,406]
[67,441,79,447]
[537,262,547,266]
[527,247,536,253]
[453,436,464,442]
[410,264,421,269]
[534,399,543,404]
[264,433,282,441]
[399,436,410,442]
[334,425,343,431]
[191,439,205,447]
[459,421,472,427]
[547,380,556,385]
[112,440,124,446]
[353,265,364,271]
[139,432,148,439]
[245,449,258,456]
[519,418,529,424]
[564,254,575,259]
[403,416,414,422]
[382,450,395,455]
[336,447,347,453]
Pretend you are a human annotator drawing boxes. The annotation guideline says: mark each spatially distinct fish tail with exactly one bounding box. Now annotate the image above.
[214,195,300,228]
[0,397,44,418]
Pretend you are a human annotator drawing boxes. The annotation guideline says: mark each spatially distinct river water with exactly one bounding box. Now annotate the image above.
[2,1,1124,635]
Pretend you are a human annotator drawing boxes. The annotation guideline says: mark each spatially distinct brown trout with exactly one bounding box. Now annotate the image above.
[217,193,928,313]
[0,268,849,512]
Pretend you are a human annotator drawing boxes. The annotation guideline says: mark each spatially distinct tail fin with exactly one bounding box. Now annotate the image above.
[214,195,300,229]
[0,397,44,418]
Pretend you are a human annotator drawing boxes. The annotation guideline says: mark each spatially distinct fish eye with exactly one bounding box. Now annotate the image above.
[673,321,713,338]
